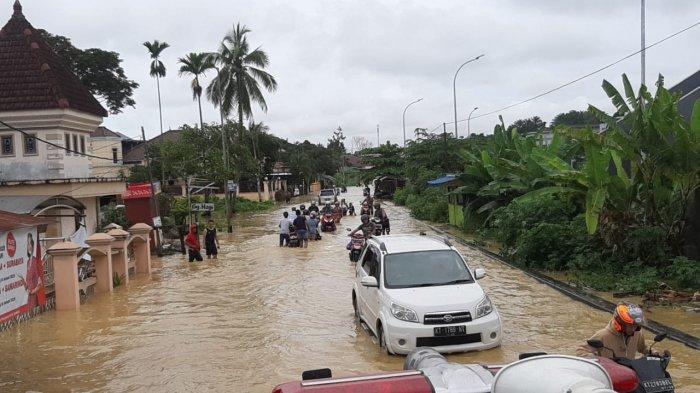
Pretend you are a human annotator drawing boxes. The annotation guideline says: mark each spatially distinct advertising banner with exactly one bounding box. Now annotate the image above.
[0,227,46,323]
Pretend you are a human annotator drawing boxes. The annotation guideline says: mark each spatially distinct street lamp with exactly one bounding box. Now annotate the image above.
[402,98,422,147]
[467,107,478,138]
[453,54,484,137]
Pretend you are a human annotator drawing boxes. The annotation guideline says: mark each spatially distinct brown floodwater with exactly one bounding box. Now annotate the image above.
[1,188,698,392]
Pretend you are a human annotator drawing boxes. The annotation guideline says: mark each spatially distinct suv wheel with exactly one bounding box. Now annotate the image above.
[377,323,390,354]
[352,293,359,320]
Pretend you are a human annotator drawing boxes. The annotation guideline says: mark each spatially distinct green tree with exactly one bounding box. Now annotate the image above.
[178,52,212,130]
[508,116,546,135]
[38,30,138,114]
[143,40,169,136]
[551,110,599,128]
[206,24,277,140]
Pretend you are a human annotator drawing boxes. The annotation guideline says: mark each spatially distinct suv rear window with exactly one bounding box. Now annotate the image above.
[320,190,335,196]
[383,250,473,289]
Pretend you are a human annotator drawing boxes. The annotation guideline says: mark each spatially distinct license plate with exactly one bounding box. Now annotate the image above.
[641,378,674,393]
[434,325,466,337]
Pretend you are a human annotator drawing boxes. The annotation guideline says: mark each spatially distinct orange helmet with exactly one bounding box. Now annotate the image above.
[612,303,644,333]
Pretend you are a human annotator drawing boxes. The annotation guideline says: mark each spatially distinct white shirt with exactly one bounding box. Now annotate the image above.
[279,218,291,234]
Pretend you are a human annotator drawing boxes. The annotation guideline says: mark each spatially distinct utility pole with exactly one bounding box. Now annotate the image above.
[142,126,162,256]
[376,124,380,147]
[641,0,646,86]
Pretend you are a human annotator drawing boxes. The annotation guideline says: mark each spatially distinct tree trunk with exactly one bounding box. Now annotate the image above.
[156,74,165,183]
[251,130,262,202]
[196,77,204,130]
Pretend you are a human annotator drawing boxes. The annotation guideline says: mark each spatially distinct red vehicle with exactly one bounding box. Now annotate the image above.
[271,345,664,393]
[321,213,336,232]
[347,233,365,262]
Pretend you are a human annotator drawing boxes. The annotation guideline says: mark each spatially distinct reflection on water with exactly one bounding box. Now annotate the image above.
[0,188,697,392]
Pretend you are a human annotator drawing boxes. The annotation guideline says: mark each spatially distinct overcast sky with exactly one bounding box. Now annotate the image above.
[8,0,700,147]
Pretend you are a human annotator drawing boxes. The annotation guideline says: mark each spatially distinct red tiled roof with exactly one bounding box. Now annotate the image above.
[0,1,107,117]
[0,209,53,232]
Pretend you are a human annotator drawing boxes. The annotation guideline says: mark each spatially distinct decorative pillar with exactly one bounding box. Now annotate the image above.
[47,242,81,311]
[107,228,130,284]
[85,233,115,293]
[128,223,153,274]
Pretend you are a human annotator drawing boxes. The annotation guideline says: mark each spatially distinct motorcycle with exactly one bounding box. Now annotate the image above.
[587,332,674,393]
[288,224,300,247]
[370,217,383,236]
[347,233,365,262]
[321,213,336,232]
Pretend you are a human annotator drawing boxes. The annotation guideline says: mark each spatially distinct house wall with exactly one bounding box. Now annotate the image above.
[90,136,126,178]
[0,109,103,181]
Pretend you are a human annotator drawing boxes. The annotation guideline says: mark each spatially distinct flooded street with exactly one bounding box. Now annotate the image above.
[1,188,698,392]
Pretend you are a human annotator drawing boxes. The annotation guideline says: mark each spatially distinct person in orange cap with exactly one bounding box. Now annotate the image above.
[577,303,654,360]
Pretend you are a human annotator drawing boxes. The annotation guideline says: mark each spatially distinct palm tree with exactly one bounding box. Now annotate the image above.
[206,24,277,141]
[178,52,212,130]
[143,40,169,137]
[248,121,270,200]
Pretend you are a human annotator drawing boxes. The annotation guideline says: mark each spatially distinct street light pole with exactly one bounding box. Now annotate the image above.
[453,54,484,138]
[467,107,478,138]
[402,98,422,148]
[641,0,646,86]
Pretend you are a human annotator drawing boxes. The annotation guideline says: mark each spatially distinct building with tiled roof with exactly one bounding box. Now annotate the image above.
[0,1,125,241]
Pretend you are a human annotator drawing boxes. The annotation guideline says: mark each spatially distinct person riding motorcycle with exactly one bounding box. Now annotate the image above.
[577,303,662,360]
[373,202,390,234]
[349,214,375,239]
[360,202,371,216]
[321,203,333,215]
[308,201,319,214]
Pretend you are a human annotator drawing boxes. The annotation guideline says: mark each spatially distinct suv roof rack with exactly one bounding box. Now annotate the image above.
[442,237,453,247]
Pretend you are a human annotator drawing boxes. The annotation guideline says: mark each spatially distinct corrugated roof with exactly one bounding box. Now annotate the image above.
[0,209,53,232]
[669,69,700,122]
[0,1,107,117]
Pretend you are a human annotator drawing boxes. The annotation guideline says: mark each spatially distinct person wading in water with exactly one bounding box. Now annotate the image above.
[185,224,203,262]
[204,220,219,259]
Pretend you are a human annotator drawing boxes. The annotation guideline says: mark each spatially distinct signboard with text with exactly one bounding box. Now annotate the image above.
[0,227,46,323]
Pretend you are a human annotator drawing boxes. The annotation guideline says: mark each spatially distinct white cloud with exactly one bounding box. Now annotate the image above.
[9,0,700,145]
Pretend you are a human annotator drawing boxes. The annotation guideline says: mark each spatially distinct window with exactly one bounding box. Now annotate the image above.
[1,135,13,156]
[23,133,37,155]
[112,148,118,163]
[80,135,86,155]
[384,250,473,289]
[64,133,71,154]
[72,134,78,156]
[361,247,380,280]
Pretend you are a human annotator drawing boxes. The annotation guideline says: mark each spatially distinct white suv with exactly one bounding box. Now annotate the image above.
[351,234,502,355]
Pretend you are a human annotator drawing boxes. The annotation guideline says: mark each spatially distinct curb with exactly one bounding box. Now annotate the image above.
[426,223,700,351]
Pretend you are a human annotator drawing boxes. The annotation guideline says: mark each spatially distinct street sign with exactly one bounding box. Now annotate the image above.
[152,216,162,227]
[192,203,215,212]
[227,180,238,194]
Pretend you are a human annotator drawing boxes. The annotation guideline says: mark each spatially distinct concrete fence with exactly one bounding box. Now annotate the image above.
[46,223,153,311]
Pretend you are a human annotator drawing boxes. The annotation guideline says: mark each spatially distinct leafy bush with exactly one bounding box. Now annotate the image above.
[405,188,448,222]
[100,203,129,229]
[234,198,276,213]
[485,195,576,249]
[511,216,588,270]
[665,256,700,289]
[619,226,668,267]
[392,188,408,205]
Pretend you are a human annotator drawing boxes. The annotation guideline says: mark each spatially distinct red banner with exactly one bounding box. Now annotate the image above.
[123,183,153,200]
[0,227,47,323]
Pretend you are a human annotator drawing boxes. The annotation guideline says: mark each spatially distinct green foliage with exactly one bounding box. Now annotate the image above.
[665,257,700,289]
[405,188,448,222]
[113,272,123,288]
[551,110,599,127]
[485,195,575,249]
[38,29,138,114]
[100,204,129,229]
[507,116,546,135]
[392,188,408,205]
[511,217,587,270]
[233,198,276,213]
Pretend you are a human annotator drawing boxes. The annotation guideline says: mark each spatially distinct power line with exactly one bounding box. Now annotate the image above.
[0,119,120,162]
[440,19,700,127]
